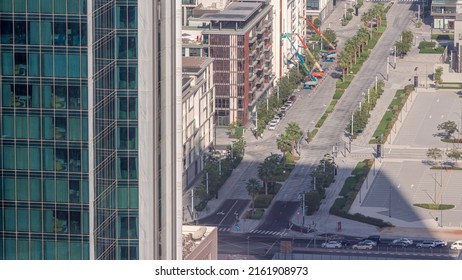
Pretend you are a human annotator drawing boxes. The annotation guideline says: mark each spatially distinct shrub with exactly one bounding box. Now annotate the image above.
[418,41,436,49]
[315,113,329,128]
[254,195,274,208]
[333,89,344,100]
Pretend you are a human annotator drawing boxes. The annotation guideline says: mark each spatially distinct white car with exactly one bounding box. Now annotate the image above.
[321,241,342,249]
[395,238,413,245]
[284,100,293,107]
[268,120,278,130]
[272,115,281,124]
[352,242,373,250]
[450,240,462,250]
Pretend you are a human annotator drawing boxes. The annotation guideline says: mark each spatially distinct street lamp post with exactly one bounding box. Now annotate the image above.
[247,236,250,256]
[206,172,209,195]
[386,57,389,81]
[375,75,378,92]
[351,112,354,136]
[393,45,397,69]
[389,184,392,217]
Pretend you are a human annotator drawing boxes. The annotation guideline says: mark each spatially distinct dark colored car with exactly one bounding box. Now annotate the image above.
[366,235,381,244]
[289,95,297,102]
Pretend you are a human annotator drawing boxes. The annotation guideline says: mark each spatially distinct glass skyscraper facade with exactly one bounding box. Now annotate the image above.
[1,0,89,260]
[1,0,183,260]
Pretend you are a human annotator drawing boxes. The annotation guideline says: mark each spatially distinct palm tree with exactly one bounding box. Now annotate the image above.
[246,178,262,212]
[276,133,292,158]
[257,161,272,195]
[361,10,373,38]
[344,41,355,69]
[358,28,369,53]
[374,3,385,28]
[337,52,349,81]
[285,122,302,154]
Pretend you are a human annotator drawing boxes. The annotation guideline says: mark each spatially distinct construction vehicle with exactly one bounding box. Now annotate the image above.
[285,36,318,89]
[303,17,337,54]
[295,33,324,78]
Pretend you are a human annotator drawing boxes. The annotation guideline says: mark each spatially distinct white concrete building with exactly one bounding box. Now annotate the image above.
[182,57,215,187]
[306,0,335,22]
[271,0,306,80]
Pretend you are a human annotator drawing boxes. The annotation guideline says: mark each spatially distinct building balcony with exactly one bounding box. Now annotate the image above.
[263,20,271,29]
[250,35,257,44]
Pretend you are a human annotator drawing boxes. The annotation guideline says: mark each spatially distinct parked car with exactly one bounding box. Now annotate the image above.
[434,239,447,247]
[284,100,293,107]
[277,111,285,118]
[289,95,297,102]
[280,105,289,113]
[268,120,278,130]
[321,241,343,249]
[416,240,436,249]
[272,115,281,124]
[352,242,373,250]
[366,235,381,245]
[394,238,413,245]
[388,240,410,248]
[450,240,462,250]
[359,239,377,247]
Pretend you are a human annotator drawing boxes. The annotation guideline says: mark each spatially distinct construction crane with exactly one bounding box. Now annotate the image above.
[285,36,310,74]
[295,33,324,78]
[303,17,337,54]
[285,36,317,89]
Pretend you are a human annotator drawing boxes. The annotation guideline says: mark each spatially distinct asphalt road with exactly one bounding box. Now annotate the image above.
[255,201,299,231]
[199,199,250,227]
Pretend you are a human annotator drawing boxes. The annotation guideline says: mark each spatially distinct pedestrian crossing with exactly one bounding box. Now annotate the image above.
[249,229,288,236]
[217,227,288,236]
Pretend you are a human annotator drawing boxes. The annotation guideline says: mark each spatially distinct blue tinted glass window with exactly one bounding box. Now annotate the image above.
[4,239,16,260]
[3,146,15,169]
[55,54,67,77]
[4,208,16,231]
[0,0,12,12]
[17,209,29,232]
[30,210,42,232]
[17,178,28,201]
[41,0,52,13]
[68,54,80,78]
[28,53,40,76]
[3,178,15,200]
[27,1,39,12]
[1,52,13,75]
[14,0,26,12]
[30,241,42,260]
[41,21,52,45]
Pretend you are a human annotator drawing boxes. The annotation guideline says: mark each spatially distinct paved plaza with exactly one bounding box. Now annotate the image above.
[351,70,462,230]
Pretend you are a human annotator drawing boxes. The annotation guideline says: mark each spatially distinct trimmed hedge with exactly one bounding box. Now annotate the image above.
[315,113,329,128]
[254,195,274,208]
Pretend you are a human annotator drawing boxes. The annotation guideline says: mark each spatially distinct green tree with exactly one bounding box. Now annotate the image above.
[258,154,282,194]
[285,122,303,155]
[313,18,321,28]
[323,29,337,48]
[437,120,458,139]
[276,133,292,158]
[435,66,443,85]
[361,10,373,37]
[427,147,443,165]
[337,52,349,81]
[446,148,462,165]
[246,178,262,212]
[305,191,321,215]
